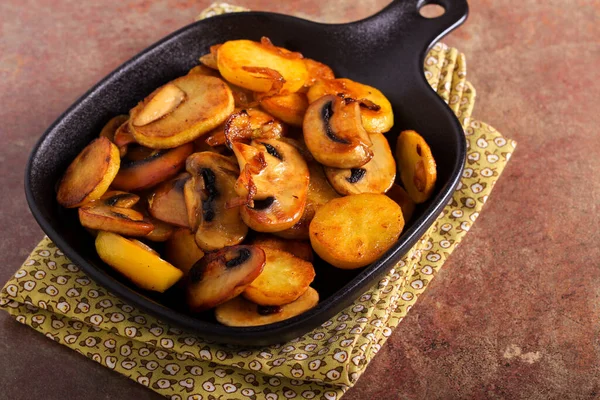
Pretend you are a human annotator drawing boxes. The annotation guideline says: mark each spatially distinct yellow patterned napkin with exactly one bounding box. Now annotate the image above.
[1,5,515,399]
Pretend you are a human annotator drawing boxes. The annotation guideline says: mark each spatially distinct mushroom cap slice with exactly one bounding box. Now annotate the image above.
[186,245,266,312]
[205,108,285,148]
[215,287,319,327]
[111,143,193,192]
[325,133,396,195]
[232,139,310,232]
[79,205,154,237]
[303,95,373,168]
[56,137,120,208]
[307,78,394,134]
[396,130,437,203]
[148,172,191,228]
[98,191,140,208]
[184,152,248,251]
[130,74,234,149]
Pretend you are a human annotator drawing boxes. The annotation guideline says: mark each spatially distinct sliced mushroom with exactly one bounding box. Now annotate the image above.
[274,159,339,240]
[98,190,140,208]
[144,217,175,242]
[324,133,396,195]
[78,205,154,237]
[232,139,310,232]
[148,172,191,228]
[129,74,234,149]
[396,130,437,203]
[215,287,319,327]
[303,95,373,168]
[111,143,193,191]
[307,78,394,134]
[184,152,248,251]
[205,108,285,148]
[132,83,187,127]
[186,245,266,312]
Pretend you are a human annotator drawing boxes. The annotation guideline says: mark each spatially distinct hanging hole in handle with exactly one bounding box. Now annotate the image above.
[419,2,446,18]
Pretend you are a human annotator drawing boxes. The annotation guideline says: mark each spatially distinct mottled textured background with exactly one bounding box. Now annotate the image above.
[1,0,599,399]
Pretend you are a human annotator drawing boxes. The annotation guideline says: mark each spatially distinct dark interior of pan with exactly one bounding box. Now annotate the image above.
[25,0,468,345]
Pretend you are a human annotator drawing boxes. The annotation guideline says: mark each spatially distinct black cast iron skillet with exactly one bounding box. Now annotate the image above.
[25,0,468,346]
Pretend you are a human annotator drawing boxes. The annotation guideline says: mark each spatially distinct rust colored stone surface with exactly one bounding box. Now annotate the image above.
[0,0,599,399]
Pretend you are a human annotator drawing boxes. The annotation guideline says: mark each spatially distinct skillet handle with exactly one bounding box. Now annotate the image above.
[366,0,469,52]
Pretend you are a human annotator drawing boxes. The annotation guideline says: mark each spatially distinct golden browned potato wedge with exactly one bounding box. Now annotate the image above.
[309,193,404,269]
[111,143,193,191]
[129,74,234,149]
[232,139,310,232]
[215,287,319,327]
[79,205,154,237]
[243,247,315,306]
[324,133,396,195]
[307,78,394,134]
[148,172,190,227]
[217,38,308,94]
[99,115,129,142]
[274,160,339,240]
[95,231,182,292]
[205,108,285,147]
[386,183,416,222]
[303,95,373,168]
[164,228,205,275]
[251,234,313,262]
[186,245,266,312]
[56,137,120,208]
[184,152,248,251]
[396,130,437,203]
[255,92,308,127]
[303,58,335,87]
[98,191,140,208]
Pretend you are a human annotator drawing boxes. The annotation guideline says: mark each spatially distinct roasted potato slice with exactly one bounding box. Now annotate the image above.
[275,160,339,240]
[396,130,437,203]
[185,152,248,251]
[217,38,308,94]
[233,139,310,232]
[99,115,128,142]
[111,143,193,191]
[186,245,266,312]
[148,172,190,227]
[56,137,120,208]
[215,287,319,327]
[324,133,396,195]
[164,228,205,275]
[255,92,308,127]
[205,108,285,148]
[303,58,335,87]
[303,95,373,168]
[386,183,416,222]
[129,74,234,149]
[188,64,221,77]
[95,231,182,292]
[79,205,154,237]
[309,193,404,269]
[251,234,313,262]
[307,78,394,134]
[243,247,315,306]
